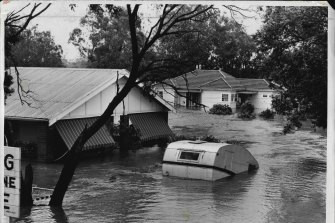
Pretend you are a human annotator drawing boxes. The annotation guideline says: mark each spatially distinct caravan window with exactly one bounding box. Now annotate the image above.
[179,151,200,161]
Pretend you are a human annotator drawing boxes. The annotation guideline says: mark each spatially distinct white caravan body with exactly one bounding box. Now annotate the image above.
[162,140,259,181]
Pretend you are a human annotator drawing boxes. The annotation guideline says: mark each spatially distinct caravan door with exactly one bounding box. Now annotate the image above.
[223,151,234,171]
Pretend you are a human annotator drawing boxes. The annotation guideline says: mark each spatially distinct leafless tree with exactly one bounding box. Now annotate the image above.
[49,4,216,206]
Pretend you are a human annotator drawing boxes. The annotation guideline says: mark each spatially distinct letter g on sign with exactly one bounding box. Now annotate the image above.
[5,154,14,170]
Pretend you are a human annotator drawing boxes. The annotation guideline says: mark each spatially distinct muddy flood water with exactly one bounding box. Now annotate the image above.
[14,111,326,223]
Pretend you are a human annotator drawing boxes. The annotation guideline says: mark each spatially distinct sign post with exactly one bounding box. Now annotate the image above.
[4,146,21,218]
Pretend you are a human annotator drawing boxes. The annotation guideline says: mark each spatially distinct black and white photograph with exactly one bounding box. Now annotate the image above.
[1,1,334,222]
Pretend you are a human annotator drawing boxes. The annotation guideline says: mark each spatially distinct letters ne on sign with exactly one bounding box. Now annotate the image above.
[4,154,17,189]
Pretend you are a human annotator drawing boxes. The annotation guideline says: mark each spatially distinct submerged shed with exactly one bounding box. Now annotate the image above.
[5,67,175,161]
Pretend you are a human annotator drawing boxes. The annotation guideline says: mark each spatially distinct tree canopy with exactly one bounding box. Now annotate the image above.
[10,26,64,67]
[4,3,51,101]
[68,5,140,69]
[50,4,219,206]
[254,6,327,129]
[69,5,256,79]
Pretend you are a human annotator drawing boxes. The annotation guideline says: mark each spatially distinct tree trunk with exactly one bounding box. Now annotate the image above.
[119,115,130,157]
[21,164,33,206]
[49,75,138,206]
[48,144,81,206]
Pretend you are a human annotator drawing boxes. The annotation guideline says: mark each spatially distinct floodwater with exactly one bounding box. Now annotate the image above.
[14,111,326,223]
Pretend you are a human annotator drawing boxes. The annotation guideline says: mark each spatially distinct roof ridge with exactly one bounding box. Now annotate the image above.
[236,77,264,80]
[221,77,232,90]
[218,70,226,78]
[49,74,127,125]
[263,79,270,85]
[199,77,222,87]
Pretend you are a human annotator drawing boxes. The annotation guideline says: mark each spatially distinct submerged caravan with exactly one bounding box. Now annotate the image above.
[162,140,259,181]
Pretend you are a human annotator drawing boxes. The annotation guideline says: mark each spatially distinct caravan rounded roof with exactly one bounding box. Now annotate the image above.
[167,140,230,153]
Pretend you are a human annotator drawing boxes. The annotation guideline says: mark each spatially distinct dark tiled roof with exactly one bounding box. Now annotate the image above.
[171,69,272,91]
[236,79,270,90]
[173,70,223,89]
[200,78,231,90]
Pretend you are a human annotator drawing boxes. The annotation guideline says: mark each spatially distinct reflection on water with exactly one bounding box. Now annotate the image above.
[13,117,326,223]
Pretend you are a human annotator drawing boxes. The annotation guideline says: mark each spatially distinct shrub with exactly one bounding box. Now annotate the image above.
[170,135,220,143]
[259,109,275,119]
[201,135,220,143]
[238,102,255,119]
[209,104,232,115]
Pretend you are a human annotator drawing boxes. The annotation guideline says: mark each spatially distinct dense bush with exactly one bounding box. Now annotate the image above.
[200,135,221,143]
[170,135,221,143]
[238,102,255,119]
[259,109,275,119]
[209,104,232,115]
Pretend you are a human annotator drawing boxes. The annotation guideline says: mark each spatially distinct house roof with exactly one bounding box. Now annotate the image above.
[5,67,174,124]
[173,70,225,89]
[170,69,273,92]
[237,78,270,90]
[200,78,231,90]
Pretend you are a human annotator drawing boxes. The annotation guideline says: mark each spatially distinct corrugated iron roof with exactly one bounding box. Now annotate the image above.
[129,112,174,141]
[5,67,175,122]
[6,67,129,121]
[55,117,114,151]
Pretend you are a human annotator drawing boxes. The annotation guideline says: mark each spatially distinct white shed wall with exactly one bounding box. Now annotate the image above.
[155,86,176,106]
[64,80,165,121]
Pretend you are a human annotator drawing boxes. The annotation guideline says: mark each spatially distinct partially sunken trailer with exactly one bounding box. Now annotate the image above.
[162,140,259,181]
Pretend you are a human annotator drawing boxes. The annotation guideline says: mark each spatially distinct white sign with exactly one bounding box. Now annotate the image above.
[4,146,21,218]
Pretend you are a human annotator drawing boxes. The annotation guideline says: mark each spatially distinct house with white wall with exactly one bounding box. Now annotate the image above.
[5,67,175,161]
[154,69,278,113]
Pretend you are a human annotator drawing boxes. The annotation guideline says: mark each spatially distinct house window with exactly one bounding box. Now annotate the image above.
[231,94,237,102]
[158,91,163,97]
[263,94,268,98]
[179,151,200,161]
[222,94,228,102]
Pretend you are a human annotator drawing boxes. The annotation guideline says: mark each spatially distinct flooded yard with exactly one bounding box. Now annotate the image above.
[14,110,326,223]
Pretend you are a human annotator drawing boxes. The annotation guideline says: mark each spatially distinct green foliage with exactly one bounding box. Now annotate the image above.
[157,12,257,79]
[259,109,275,119]
[10,26,64,67]
[171,135,221,143]
[109,123,141,141]
[254,7,327,128]
[204,17,257,78]
[69,5,256,80]
[209,104,232,115]
[4,71,14,100]
[238,102,255,119]
[69,6,138,69]
[201,135,221,143]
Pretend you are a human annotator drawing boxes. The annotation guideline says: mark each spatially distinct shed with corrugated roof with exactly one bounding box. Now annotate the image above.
[5,67,175,161]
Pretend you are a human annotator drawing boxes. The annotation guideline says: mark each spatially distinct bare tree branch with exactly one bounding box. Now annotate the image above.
[5,3,51,40]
